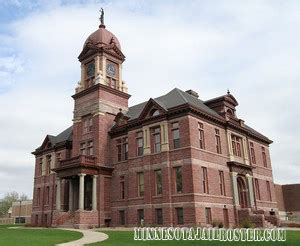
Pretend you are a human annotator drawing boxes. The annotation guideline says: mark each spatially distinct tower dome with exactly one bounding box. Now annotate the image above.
[83,24,121,50]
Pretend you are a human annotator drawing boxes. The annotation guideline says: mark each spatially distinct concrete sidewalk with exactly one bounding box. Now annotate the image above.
[56,228,108,246]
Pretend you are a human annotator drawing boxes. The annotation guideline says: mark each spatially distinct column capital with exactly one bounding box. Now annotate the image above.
[231,171,238,177]
[55,177,61,182]
[92,175,98,179]
[245,174,252,178]
[78,173,86,177]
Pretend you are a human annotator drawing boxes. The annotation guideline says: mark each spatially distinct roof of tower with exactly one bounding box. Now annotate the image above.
[83,25,121,50]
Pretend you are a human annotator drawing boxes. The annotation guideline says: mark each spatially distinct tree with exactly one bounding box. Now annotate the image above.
[0,191,28,218]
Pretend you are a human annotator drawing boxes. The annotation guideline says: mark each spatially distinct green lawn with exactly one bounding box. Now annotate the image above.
[0,224,82,246]
[88,230,300,246]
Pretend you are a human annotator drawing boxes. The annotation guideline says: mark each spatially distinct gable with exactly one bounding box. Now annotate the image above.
[138,98,167,120]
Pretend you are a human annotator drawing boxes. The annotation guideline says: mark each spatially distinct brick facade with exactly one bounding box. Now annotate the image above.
[31,19,279,228]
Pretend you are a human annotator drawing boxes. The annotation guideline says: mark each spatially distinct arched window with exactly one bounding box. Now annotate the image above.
[227,109,234,116]
[151,109,160,117]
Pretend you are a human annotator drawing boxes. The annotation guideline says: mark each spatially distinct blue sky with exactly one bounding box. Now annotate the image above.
[0,0,299,198]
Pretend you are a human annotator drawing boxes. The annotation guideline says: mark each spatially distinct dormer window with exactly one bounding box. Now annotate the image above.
[151,109,160,117]
[227,109,234,116]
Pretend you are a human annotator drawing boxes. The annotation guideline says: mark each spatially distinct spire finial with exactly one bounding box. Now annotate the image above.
[227,89,230,95]
[99,8,105,28]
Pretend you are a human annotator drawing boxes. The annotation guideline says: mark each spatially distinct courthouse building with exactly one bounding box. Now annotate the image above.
[31,13,279,228]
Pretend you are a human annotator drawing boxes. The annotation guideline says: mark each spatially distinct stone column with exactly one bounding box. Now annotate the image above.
[246,174,255,207]
[230,172,239,206]
[56,177,61,211]
[68,179,73,212]
[92,175,98,211]
[78,173,86,210]
[102,56,107,80]
[94,56,100,74]
[160,121,169,152]
[143,126,151,154]
[118,64,122,90]
[80,64,85,84]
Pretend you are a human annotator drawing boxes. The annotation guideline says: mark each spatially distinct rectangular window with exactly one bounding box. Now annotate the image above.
[172,122,180,149]
[231,135,242,157]
[123,138,128,160]
[80,142,86,155]
[156,208,163,225]
[202,167,209,194]
[119,210,125,225]
[37,188,41,206]
[176,208,184,225]
[45,186,50,205]
[120,181,125,199]
[266,181,272,201]
[219,170,226,196]
[198,122,205,149]
[215,129,222,154]
[153,127,161,153]
[175,166,183,193]
[262,147,267,167]
[46,155,51,175]
[82,116,93,134]
[39,158,43,176]
[254,178,261,200]
[117,139,122,162]
[136,132,143,156]
[138,172,144,197]
[155,169,162,195]
[87,141,93,156]
[137,209,144,224]
[250,142,256,164]
[205,207,212,224]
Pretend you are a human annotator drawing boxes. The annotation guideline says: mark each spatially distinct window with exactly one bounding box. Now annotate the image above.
[80,141,93,156]
[39,158,43,176]
[87,141,93,156]
[198,123,205,149]
[138,172,144,197]
[262,147,267,167]
[37,188,41,206]
[155,169,162,195]
[231,135,242,157]
[250,142,256,164]
[136,132,143,156]
[117,139,122,162]
[137,209,144,225]
[119,210,125,225]
[266,181,272,201]
[45,186,50,205]
[172,122,180,149]
[175,166,183,193]
[153,127,161,153]
[156,208,163,225]
[120,181,125,199]
[151,109,160,117]
[86,61,95,78]
[205,208,212,224]
[219,171,226,196]
[46,155,51,175]
[116,137,128,162]
[254,178,261,200]
[215,129,222,154]
[83,116,93,134]
[80,142,87,155]
[123,138,128,160]
[176,208,184,225]
[202,167,209,194]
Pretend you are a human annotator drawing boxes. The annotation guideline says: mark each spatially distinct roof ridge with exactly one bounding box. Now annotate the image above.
[174,88,189,104]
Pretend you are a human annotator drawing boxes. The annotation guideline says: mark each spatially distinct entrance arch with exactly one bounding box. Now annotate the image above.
[237,177,249,208]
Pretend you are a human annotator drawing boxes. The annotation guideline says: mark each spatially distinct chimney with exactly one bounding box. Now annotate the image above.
[185,89,199,98]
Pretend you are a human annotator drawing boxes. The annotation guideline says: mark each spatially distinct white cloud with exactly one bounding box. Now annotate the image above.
[0,0,299,198]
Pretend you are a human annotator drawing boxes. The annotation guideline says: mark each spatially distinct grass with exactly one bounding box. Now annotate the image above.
[0,224,82,246]
[88,230,300,246]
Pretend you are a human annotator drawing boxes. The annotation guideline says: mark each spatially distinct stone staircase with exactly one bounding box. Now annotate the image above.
[238,208,279,228]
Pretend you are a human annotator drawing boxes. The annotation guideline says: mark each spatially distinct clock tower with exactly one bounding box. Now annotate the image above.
[72,14,130,166]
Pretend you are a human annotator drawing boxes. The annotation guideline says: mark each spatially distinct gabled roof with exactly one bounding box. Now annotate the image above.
[35,126,73,152]
[126,88,222,120]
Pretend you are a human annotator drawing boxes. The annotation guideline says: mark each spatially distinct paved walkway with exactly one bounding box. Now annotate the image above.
[56,228,108,246]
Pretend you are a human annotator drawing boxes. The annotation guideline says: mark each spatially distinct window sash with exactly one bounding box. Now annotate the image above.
[176,208,184,224]
[155,170,162,195]
[156,209,163,225]
[138,172,144,196]
[175,167,183,193]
